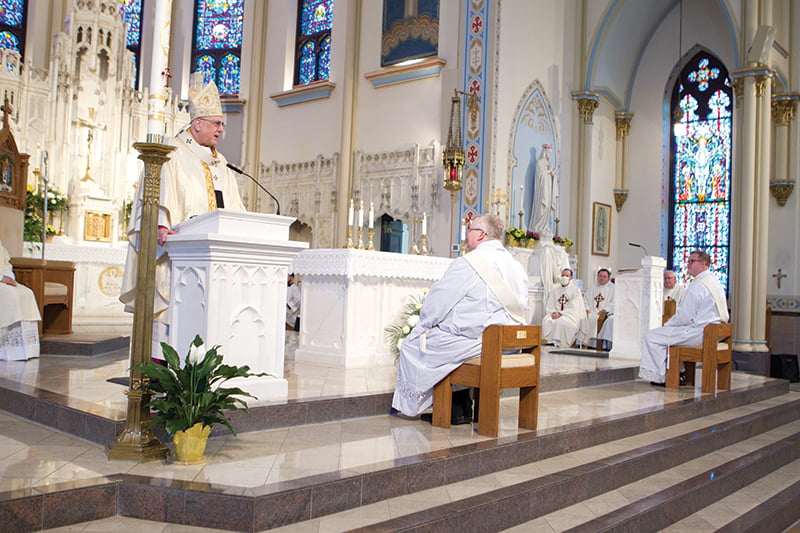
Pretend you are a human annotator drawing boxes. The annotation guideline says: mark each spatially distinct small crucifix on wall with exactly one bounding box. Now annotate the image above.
[772,268,787,289]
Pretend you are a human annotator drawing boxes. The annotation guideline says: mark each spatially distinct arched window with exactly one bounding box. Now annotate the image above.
[0,0,27,59]
[119,0,144,87]
[669,51,732,292]
[294,0,334,86]
[191,0,244,96]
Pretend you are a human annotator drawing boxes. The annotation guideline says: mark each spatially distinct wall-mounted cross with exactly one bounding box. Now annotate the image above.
[772,268,787,289]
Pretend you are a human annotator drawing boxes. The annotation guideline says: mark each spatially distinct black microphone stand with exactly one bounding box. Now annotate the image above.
[226,163,280,215]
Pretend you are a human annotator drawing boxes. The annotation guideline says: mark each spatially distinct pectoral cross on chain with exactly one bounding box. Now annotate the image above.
[557,294,569,311]
[772,268,787,289]
[593,293,605,309]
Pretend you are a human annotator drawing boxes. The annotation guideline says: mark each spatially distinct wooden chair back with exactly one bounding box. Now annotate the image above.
[663,299,677,325]
[432,324,541,438]
[666,322,733,393]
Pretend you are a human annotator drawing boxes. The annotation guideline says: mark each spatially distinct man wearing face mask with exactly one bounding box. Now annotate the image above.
[392,214,529,423]
[541,268,588,347]
[120,73,247,361]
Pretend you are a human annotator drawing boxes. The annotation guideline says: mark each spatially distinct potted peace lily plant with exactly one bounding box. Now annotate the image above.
[134,335,267,464]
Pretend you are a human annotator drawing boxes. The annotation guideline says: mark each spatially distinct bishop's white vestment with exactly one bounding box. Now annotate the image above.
[120,129,246,355]
[0,241,41,360]
[392,240,529,417]
[639,270,727,383]
[583,282,614,341]
[541,282,587,347]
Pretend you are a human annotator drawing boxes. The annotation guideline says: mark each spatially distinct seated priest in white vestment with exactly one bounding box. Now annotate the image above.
[0,239,41,360]
[583,268,614,348]
[392,214,529,422]
[640,251,728,385]
[120,74,246,361]
[541,268,588,348]
[663,269,686,303]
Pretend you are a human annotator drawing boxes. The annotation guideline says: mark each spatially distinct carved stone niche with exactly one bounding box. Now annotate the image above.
[0,99,29,212]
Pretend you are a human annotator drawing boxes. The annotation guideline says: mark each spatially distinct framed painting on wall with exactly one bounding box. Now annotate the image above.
[592,202,611,256]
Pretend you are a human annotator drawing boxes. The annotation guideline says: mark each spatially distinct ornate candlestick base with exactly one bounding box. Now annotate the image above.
[419,234,429,255]
[366,228,375,250]
[345,226,354,248]
[357,227,364,249]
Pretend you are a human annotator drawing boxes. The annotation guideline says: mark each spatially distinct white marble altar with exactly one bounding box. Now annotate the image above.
[610,256,665,360]
[166,210,307,401]
[293,249,452,367]
[23,241,130,329]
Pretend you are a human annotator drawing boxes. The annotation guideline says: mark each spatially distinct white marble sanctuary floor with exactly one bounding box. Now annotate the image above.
[0,329,798,532]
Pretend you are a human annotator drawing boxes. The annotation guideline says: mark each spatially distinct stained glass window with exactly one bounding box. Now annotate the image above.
[294,0,334,86]
[191,0,244,95]
[0,0,26,59]
[669,52,732,292]
[119,0,144,86]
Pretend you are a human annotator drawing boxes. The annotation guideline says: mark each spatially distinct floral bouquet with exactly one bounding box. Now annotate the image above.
[553,235,574,251]
[385,289,428,360]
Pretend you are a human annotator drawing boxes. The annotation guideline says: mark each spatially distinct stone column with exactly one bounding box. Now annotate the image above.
[614,112,633,212]
[571,92,599,280]
[753,73,773,342]
[770,95,798,206]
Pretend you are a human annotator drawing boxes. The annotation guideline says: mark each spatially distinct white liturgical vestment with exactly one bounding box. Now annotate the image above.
[392,240,529,417]
[0,241,41,360]
[583,282,614,339]
[120,128,246,323]
[664,284,686,303]
[541,282,587,347]
[639,270,727,383]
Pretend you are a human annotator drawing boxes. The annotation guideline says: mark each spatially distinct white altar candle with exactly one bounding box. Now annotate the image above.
[422,212,427,235]
[460,223,466,242]
[358,201,364,227]
[368,202,374,229]
[35,144,41,171]
[348,199,354,226]
[518,185,524,212]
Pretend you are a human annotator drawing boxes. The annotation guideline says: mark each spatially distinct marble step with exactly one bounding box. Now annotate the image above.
[2,380,790,532]
[323,393,800,533]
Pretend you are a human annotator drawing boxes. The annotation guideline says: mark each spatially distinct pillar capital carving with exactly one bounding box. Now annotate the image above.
[732,78,744,102]
[770,180,795,206]
[613,189,629,212]
[730,67,774,98]
[615,112,633,141]
[572,92,600,124]
[771,94,799,126]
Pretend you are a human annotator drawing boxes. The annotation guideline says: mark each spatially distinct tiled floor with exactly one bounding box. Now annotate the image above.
[0,331,795,532]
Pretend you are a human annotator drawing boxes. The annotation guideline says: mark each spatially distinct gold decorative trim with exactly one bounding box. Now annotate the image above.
[613,189,628,212]
[771,95,798,126]
[84,210,112,242]
[615,113,632,141]
[770,180,794,206]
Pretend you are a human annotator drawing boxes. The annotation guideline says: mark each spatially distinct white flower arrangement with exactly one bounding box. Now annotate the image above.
[385,289,428,361]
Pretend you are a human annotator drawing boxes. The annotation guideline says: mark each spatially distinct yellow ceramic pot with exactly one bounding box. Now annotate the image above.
[172,422,211,465]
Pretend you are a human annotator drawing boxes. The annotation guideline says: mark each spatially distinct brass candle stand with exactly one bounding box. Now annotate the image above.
[345,226,355,248]
[357,226,364,249]
[366,228,375,250]
[419,234,429,255]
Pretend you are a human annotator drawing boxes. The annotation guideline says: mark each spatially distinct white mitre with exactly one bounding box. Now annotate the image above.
[188,73,223,120]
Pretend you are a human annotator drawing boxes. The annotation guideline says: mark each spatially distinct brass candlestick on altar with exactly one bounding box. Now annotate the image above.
[367,227,375,250]
[518,210,524,228]
[419,234,429,255]
[345,226,355,248]
[357,226,364,249]
[408,211,422,254]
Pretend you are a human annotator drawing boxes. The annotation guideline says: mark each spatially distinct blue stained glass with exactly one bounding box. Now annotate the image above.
[0,0,24,27]
[298,41,316,85]
[218,53,239,95]
[0,29,19,51]
[195,55,215,85]
[195,0,244,50]
[319,35,331,80]
[119,0,143,47]
[301,0,333,37]
[671,53,732,292]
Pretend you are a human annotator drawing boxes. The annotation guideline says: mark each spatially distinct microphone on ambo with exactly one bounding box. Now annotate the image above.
[227,163,281,215]
[628,242,648,256]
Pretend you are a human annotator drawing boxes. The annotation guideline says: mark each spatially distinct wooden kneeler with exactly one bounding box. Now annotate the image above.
[432,324,541,438]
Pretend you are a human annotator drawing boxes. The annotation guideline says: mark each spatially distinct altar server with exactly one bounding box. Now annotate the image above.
[583,268,614,347]
[541,268,588,348]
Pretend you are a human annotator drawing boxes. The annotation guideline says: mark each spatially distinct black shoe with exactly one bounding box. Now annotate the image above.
[650,381,666,387]
[420,412,472,425]
[679,372,687,386]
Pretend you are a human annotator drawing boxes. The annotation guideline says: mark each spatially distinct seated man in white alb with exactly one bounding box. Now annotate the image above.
[640,250,728,386]
[663,269,686,303]
[0,239,41,360]
[392,214,528,424]
[542,268,588,347]
[583,268,614,348]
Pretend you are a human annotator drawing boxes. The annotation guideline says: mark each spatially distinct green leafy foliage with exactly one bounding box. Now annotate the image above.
[133,335,269,437]
[385,290,427,361]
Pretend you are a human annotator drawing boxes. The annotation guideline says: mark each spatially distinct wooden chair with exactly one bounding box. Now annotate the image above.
[662,299,677,325]
[666,322,733,393]
[11,257,75,334]
[431,324,541,438]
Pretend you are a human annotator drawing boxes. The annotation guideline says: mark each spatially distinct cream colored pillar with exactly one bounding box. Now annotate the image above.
[752,73,772,343]
[770,95,798,206]
[571,93,599,281]
[614,113,632,212]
